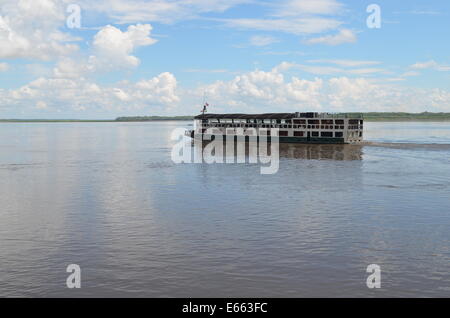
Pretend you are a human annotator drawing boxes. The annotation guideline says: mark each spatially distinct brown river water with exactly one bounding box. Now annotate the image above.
[0,121,449,297]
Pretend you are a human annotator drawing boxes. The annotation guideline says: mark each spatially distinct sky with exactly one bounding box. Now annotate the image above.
[0,0,449,119]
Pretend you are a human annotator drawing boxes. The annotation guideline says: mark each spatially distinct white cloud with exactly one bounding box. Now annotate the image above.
[81,0,249,24]
[0,2,154,73]
[134,72,179,105]
[2,62,450,115]
[51,23,158,79]
[90,24,157,69]
[53,58,89,79]
[411,60,439,69]
[401,71,420,77]
[80,0,346,39]
[271,61,384,76]
[305,29,356,45]
[249,35,279,46]
[194,63,450,113]
[221,17,342,35]
[218,0,347,41]
[0,0,79,60]
[2,72,179,114]
[410,60,450,72]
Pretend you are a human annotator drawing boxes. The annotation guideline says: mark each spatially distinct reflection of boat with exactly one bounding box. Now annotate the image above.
[186,112,364,144]
[191,140,363,161]
[278,143,363,160]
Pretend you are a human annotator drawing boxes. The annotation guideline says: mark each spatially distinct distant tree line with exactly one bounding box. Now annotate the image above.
[342,112,450,121]
[115,116,194,121]
[115,112,450,122]
[2,112,450,123]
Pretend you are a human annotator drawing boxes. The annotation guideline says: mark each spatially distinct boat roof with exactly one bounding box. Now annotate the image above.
[194,112,363,120]
[195,113,300,120]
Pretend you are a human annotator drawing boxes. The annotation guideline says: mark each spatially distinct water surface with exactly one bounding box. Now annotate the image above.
[0,121,449,297]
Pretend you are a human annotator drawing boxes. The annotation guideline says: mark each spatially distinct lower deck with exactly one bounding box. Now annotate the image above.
[187,131,351,144]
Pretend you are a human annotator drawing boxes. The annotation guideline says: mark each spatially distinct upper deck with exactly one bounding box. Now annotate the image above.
[191,112,364,144]
[194,112,363,120]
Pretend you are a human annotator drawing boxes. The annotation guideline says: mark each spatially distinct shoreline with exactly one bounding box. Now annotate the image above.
[2,112,450,123]
[2,119,450,123]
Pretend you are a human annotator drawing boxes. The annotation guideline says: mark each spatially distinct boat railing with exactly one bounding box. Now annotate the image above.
[313,113,364,119]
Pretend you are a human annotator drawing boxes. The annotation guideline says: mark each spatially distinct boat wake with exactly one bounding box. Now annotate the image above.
[362,141,450,150]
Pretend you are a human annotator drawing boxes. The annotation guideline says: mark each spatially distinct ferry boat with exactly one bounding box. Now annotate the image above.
[186,112,364,144]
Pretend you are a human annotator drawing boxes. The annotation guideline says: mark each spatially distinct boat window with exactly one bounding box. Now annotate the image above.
[294,131,304,137]
[321,132,333,137]
[335,132,343,138]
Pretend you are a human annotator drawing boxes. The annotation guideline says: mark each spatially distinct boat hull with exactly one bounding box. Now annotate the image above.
[187,132,350,144]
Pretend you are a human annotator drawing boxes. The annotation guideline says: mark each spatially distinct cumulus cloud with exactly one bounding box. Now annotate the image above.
[2,62,450,116]
[0,0,79,60]
[90,24,157,70]
[51,23,158,78]
[194,63,450,113]
[1,72,179,114]
[52,58,89,79]
[305,29,356,45]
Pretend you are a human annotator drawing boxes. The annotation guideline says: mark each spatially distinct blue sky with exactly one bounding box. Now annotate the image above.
[0,0,449,118]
